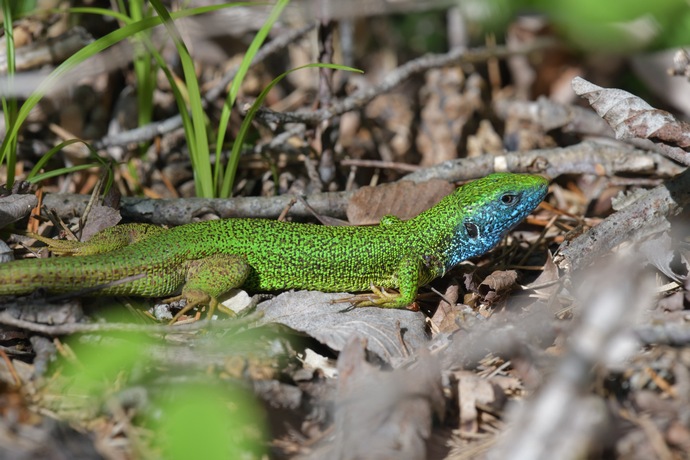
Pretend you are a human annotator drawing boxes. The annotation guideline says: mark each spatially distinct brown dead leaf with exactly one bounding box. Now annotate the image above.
[346,179,454,225]
[572,76,690,165]
[457,371,502,434]
[526,251,560,298]
[430,281,462,334]
[81,205,122,241]
[477,270,519,303]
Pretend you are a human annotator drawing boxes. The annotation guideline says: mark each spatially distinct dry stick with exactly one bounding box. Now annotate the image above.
[93,114,186,150]
[340,158,421,173]
[554,166,690,273]
[93,23,316,150]
[493,97,615,137]
[314,17,337,188]
[42,142,670,224]
[250,37,557,126]
[204,22,316,102]
[0,27,93,73]
[0,311,209,335]
[495,96,690,164]
[401,140,679,183]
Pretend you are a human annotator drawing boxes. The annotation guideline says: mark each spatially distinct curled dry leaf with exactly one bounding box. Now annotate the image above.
[526,251,560,298]
[430,281,462,334]
[461,270,525,319]
[572,76,690,165]
[477,270,519,303]
[639,233,690,283]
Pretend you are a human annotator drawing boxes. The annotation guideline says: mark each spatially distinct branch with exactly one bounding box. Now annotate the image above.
[555,167,690,272]
[250,38,558,126]
[41,142,679,225]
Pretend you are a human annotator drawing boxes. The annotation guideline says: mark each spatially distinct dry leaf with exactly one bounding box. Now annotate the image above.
[430,282,462,333]
[81,205,122,241]
[572,76,690,165]
[477,270,519,303]
[0,194,38,228]
[457,371,501,434]
[254,291,427,362]
[526,252,560,298]
[346,179,454,225]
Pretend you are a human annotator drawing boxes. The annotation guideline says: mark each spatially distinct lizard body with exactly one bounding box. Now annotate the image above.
[0,173,548,316]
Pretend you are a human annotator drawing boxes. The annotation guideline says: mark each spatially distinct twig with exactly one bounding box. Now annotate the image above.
[93,115,185,150]
[43,189,355,225]
[42,142,678,225]
[0,311,241,336]
[251,37,558,126]
[555,167,690,272]
[402,140,680,183]
[341,158,421,172]
[205,22,315,102]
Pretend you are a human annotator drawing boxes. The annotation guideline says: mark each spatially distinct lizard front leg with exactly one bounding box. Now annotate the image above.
[166,253,251,324]
[351,254,426,309]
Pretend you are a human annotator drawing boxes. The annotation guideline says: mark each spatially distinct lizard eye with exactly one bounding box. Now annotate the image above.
[500,193,519,206]
[464,222,479,239]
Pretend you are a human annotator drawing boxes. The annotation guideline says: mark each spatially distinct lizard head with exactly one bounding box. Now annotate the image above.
[439,173,549,269]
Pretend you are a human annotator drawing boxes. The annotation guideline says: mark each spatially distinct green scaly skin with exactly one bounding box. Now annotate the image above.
[0,173,548,317]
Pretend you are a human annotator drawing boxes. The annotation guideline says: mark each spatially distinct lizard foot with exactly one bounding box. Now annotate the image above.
[335,285,412,309]
[165,291,234,325]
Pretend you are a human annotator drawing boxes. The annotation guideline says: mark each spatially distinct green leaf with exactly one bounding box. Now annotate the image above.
[214,0,290,194]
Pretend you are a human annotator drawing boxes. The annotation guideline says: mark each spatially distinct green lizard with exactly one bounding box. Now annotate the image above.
[0,173,548,321]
